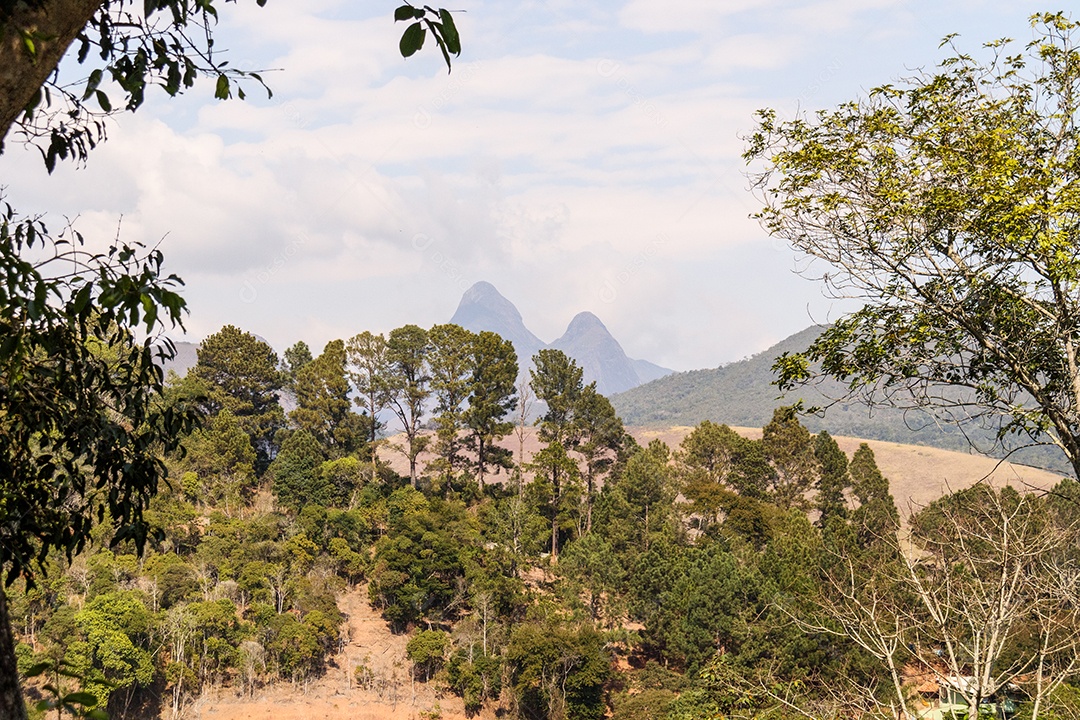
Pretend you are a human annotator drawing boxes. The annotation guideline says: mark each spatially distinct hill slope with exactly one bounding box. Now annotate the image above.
[611,326,1071,473]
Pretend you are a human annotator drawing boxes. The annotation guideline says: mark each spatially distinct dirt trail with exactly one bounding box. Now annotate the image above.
[185,585,483,720]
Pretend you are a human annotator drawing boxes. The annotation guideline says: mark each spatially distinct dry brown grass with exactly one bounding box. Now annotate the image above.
[382,425,1066,513]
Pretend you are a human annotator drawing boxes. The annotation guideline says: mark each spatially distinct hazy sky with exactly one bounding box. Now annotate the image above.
[0,0,1047,371]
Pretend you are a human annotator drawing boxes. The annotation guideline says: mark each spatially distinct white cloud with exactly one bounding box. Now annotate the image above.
[0,0,1046,372]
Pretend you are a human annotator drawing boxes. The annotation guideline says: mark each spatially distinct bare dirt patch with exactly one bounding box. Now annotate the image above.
[182,585,491,720]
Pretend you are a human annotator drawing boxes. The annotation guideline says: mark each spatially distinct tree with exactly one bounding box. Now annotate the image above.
[0,207,196,719]
[531,349,585,448]
[505,622,610,720]
[1,1,461,167]
[527,441,582,562]
[346,331,391,444]
[813,431,849,529]
[573,385,625,533]
[847,443,899,544]
[751,13,1080,479]
[175,408,257,514]
[268,429,326,512]
[611,441,675,553]
[346,330,392,486]
[761,406,818,510]
[193,325,284,474]
[427,323,475,490]
[464,331,518,486]
[290,339,369,457]
[676,422,775,532]
[807,485,1080,720]
[280,341,313,391]
[385,324,432,489]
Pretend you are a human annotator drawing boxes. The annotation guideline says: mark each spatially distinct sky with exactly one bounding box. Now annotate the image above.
[0,0,1050,371]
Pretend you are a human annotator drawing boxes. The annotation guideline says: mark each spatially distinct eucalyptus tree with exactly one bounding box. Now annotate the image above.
[428,323,476,490]
[751,13,1080,479]
[386,324,432,488]
[465,331,519,486]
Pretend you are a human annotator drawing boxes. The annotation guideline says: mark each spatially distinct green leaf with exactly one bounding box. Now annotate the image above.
[438,9,461,55]
[215,74,230,100]
[429,21,453,72]
[73,283,92,315]
[23,662,50,678]
[399,22,426,58]
[95,90,112,112]
[84,68,104,100]
[62,691,99,706]
[394,4,415,21]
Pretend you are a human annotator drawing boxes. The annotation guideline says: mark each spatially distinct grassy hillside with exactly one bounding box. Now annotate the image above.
[611,326,1072,473]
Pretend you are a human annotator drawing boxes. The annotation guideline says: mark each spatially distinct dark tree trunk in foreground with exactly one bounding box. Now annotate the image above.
[0,589,28,720]
[1,0,103,147]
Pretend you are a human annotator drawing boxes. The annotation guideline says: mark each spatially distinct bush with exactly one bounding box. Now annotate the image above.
[406,630,450,681]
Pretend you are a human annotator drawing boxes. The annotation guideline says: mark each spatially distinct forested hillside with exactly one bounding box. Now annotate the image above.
[612,326,1073,473]
[11,323,1080,720]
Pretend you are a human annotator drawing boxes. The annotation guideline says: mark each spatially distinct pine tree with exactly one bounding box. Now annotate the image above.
[194,325,285,474]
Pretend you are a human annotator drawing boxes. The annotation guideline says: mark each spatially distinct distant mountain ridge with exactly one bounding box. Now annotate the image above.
[611,325,1072,474]
[450,281,673,396]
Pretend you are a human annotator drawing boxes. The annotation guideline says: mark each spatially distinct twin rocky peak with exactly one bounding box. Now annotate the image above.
[450,281,672,396]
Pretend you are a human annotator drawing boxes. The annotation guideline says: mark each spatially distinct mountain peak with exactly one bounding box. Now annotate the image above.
[564,311,607,335]
[550,311,641,396]
[449,281,673,395]
[450,282,545,369]
[455,282,523,322]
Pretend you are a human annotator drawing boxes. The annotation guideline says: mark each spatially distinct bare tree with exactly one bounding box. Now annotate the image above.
[802,484,1080,720]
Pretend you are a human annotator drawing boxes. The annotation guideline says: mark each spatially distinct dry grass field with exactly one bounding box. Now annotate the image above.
[380,425,1067,514]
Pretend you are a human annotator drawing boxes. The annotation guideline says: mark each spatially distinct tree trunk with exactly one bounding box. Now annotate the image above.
[0,589,28,720]
[1,0,105,148]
